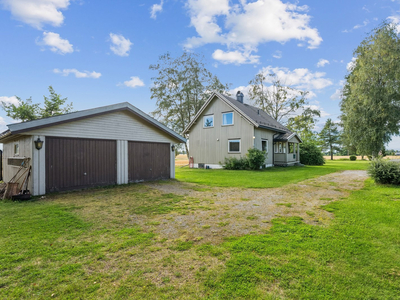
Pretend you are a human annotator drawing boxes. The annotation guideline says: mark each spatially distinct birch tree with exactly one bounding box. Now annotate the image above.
[150,52,230,156]
[340,22,400,156]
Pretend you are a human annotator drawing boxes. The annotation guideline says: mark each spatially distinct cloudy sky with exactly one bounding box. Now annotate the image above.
[1,0,400,149]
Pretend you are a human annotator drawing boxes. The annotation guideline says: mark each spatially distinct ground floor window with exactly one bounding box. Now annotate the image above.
[289,142,294,153]
[228,139,241,153]
[262,139,268,152]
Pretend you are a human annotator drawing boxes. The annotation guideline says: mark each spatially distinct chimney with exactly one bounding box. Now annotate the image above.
[236,91,244,103]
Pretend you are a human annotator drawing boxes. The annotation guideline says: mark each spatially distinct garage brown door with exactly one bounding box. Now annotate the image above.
[128,141,170,182]
[46,137,117,193]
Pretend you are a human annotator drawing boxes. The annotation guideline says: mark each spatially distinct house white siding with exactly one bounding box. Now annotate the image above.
[254,128,275,166]
[188,96,254,166]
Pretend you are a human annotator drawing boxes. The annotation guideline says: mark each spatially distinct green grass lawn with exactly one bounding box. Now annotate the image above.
[2,160,400,299]
[176,160,369,188]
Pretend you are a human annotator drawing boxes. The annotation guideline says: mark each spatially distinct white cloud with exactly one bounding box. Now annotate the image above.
[0,96,19,106]
[1,0,70,29]
[317,59,329,68]
[347,57,357,72]
[150,0,163,19]
[212,49,259,64]
[53,68,101,78]
[185,0,322,64]
[343,19,369,33]
[272,51,282,59]
[330,89,342,100]
[388,16,400,33]
[109,33,132,57]
[121,76,145,88]
[261,66,333,90]
[39,31,73,54]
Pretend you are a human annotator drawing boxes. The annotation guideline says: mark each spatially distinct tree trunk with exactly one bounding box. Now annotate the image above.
[185,142,190,159]
[330,145,333,160]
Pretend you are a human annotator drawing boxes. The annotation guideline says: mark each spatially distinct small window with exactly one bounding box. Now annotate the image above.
[283,143,287,154]
[278,142,282,153]
[262,140,268,152]
[228,139,241,153]
[289,143,294,154]
[14,143,19,156]
[222,112,234,126]
[203,115,214,128]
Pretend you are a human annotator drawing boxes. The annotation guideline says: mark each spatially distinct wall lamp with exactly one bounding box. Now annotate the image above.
[171,145,175,152]
[34,137,44,150]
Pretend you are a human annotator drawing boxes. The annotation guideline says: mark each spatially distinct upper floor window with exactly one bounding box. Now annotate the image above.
[203,115,214,128]
[222,112,234,126]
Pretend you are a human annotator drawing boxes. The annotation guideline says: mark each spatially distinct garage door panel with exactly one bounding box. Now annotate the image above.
[128,141,170,182]
[46,137,117,193]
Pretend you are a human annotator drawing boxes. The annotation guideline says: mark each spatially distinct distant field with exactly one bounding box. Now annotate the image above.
[175,154,189,166]
[324,155,399,160]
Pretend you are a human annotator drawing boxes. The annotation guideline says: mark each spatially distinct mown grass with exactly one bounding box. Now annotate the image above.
[2,161,400,299]
[198,180,400,299]
[175,160,369,188]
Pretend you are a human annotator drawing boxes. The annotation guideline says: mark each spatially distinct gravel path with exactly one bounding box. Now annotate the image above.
[140,170,369,243]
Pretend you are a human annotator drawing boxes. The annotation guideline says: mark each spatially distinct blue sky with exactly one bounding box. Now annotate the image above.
[1,0,400,149]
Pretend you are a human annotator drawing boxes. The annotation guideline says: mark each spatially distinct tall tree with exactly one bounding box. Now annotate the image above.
[286,107,321,143]
[150,52,230,156]
[1,86,73,122]
[248,72,309,122]
[340,22,400,156]
[319,118,341,160]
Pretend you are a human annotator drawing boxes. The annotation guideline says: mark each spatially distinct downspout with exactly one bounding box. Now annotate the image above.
[272,133,280,166]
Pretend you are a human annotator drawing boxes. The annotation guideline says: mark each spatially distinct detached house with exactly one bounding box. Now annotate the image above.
[184,91,302,168]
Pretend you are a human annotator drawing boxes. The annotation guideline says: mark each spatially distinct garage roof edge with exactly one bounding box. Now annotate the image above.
[4,102,186,143]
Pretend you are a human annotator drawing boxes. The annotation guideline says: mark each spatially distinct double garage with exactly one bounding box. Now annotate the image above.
[46,138,171,193]
[0,102,186,195]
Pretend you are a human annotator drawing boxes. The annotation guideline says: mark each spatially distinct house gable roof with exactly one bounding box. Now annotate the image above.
[184,92,289,134]
[1,102,186,143]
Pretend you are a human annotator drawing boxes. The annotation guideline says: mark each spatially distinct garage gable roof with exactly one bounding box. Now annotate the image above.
[2,102,186,143]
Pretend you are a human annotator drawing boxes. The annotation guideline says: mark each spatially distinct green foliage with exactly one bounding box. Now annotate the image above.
[350,155,357,161]
[340,22,400,156]
[368,159,400,185]
[248,72,309,122]
[223,148,266,170]
[320,118,341,160]
[41,86,73,118]
[300,142,325,165]
[1,86,73,122]
[286,107,321,143]
[150,52,230,155]
[246,148,267,170]
[1,96,40,122]
[223,156,249,170]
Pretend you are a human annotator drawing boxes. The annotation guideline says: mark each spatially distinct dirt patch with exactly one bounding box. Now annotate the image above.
[142,170,369,243]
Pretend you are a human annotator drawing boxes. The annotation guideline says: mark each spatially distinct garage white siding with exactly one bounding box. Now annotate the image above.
[24,110,177,144]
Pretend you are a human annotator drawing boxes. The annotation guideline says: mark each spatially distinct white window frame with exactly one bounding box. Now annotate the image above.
[278,142,282,153]
[283,143,287,154]
[14,142,19,156]
[261,139,268,153]
[228,139,241,153]
[203,114,214,128]
[222,112,234,126]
